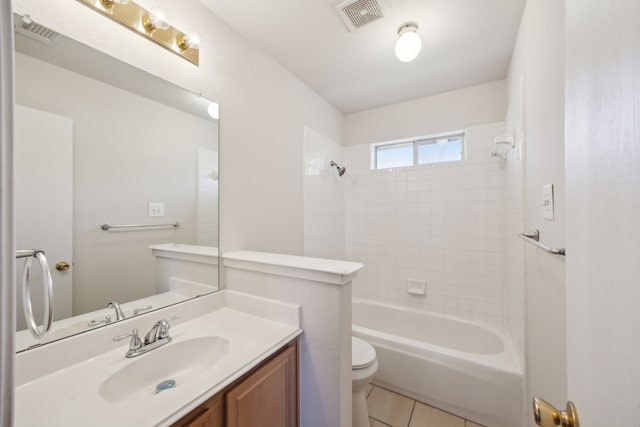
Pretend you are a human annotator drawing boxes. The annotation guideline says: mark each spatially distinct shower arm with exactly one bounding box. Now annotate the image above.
[330,161,346,177]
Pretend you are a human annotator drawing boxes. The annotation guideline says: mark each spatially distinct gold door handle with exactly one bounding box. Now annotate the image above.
[55,261,71,271]
[533,397,580,427]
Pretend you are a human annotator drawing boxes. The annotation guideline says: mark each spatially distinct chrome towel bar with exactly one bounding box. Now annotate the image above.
[519,229,566,256]
[101,221,180,231]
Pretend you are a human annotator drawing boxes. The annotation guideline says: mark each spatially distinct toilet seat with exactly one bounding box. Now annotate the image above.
[352,336,376,369]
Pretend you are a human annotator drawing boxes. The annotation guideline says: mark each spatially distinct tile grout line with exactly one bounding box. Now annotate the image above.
[368,384,486,427]
[366,385,374,400]
[405,398,417,427]
[369,415,393,427]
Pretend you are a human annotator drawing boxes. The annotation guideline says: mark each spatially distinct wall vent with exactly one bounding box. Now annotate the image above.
[334,0,385,32]
[14,15,62,47]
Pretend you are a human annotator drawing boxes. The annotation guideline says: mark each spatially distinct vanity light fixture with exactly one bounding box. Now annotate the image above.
[142,6,172,32]
[77,0,200,65]
[395,22,421,62]
[177,29,202,51]
[99,0,130,7]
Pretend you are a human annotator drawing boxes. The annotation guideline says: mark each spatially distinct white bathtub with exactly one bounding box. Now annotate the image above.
[352,300,523,427]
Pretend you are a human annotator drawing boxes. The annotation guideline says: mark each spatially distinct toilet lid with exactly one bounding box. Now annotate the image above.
[352,336,376,369]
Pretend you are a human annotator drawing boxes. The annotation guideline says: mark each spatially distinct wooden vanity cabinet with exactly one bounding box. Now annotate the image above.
[174,394,223,427]
[172,340,298,427]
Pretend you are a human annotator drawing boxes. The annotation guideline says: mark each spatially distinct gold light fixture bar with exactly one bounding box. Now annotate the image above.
[77,0,199,65]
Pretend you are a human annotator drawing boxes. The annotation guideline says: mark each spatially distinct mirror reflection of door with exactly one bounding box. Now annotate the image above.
[15,104,73,330]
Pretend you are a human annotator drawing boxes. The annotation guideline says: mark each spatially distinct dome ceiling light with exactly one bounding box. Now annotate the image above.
[395,22,421,62]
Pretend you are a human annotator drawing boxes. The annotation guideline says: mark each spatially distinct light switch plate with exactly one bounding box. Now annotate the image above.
[148,202,164,217]
[542,184,554,220]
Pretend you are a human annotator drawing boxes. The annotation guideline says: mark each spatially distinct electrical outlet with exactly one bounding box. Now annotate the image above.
[148,202,164,217]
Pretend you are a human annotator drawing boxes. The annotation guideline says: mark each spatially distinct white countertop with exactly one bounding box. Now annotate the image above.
[148,243,219,258]
[223,250,364,285]
[14,291,301,427]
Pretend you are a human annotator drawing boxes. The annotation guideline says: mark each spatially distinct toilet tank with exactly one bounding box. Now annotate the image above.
[149,244,219,294]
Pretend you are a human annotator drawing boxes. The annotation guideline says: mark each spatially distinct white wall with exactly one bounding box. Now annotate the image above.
[345,122,506,327]
[565,0,640,424]
[12,0,343,257]
[505,0,566,423]
[303,127,345,260]
[15,52,217,315]
[343,80,506,147]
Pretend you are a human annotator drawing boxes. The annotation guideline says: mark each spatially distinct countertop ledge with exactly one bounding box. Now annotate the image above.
[223,250,364,285]
[14,291,301,427]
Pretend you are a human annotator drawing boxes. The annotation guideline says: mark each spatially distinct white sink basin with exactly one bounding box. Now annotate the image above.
[99,336,229,403]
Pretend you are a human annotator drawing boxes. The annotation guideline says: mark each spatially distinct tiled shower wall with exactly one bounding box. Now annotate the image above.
[345,122,507,327]
[303,127,345,260]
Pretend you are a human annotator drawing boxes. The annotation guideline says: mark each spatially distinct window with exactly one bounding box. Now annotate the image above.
[375,142,413,169]
[373,132,464,169]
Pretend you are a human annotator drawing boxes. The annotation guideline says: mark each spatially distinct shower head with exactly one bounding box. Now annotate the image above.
[330,161,346,177]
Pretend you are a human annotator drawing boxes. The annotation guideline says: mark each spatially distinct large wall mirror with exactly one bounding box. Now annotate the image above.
[13,14,220,352]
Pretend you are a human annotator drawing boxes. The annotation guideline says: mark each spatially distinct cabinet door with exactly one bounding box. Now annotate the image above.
[172,393,223,427]
[179,407,213,427]
[226,343,298,427]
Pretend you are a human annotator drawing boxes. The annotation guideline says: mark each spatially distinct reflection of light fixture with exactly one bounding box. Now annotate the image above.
[79,0,200,65]
[395,22,421,62]
[177,29,201,50]
[207,102,219,120]
[143,6,172,32]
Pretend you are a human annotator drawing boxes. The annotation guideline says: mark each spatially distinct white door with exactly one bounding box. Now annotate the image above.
[15,105,73,331]
[563,0,640,426]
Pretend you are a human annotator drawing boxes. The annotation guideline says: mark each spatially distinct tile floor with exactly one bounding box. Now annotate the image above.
[366,384,486,427]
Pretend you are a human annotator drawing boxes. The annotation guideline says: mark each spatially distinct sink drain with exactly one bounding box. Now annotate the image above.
[156,379,176,394]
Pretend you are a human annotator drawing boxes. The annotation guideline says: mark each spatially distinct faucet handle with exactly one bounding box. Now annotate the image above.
[87,315,112,329]
[113,328,142,351]
[158,315,180,339]
[133,305,153,316]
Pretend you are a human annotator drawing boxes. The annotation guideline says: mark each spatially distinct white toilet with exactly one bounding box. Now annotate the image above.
[352,336,378,427]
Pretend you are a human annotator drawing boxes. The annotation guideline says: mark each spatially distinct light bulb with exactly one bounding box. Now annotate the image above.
[143,6,172,31]
[178,29,201,50]
[207,102,219,120]
[395,23,422,62]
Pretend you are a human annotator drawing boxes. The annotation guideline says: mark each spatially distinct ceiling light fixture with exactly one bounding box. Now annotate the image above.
[395,22,421,62]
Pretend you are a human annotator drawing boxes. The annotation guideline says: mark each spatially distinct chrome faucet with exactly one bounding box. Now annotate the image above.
[113,328,143,357]
[144,317,172,344]
[107,301,126,321]
[113,315,179,358]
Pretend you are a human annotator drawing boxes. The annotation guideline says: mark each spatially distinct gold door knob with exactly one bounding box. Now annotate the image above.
[55,261,71,271]
[533,397,580,427]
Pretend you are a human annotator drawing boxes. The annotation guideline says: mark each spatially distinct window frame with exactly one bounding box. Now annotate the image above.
[371,131,466,170]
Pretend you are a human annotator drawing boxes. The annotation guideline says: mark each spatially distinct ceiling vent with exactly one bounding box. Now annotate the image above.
[334,0,385,32]
[14,14,62,47]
